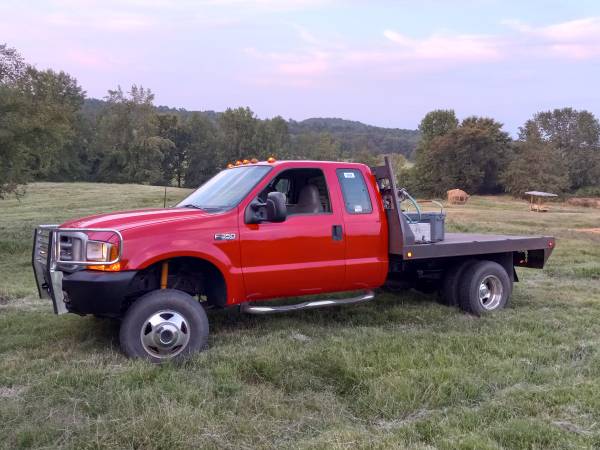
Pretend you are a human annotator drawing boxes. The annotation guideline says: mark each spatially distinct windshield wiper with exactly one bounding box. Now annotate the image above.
[199,206,229,212]
[179,204,228,212]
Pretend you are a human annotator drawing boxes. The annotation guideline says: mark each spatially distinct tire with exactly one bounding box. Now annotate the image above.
[439,260,476,306]
[120,289,209,363]
[458,260,512,316]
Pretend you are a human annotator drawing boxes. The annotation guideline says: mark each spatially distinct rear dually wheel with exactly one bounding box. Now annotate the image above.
[458,260,512,316]
[439,259,477,306]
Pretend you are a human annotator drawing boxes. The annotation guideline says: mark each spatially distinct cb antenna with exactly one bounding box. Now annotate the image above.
[163,185,167,208]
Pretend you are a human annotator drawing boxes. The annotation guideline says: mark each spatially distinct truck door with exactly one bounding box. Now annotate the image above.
[335,167,388,290]
[239,166,346,300]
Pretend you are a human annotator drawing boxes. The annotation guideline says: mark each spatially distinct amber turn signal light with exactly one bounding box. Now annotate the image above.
[88,262,121,272]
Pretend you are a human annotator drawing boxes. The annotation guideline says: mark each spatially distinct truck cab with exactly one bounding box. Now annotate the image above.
[33,158,555,362]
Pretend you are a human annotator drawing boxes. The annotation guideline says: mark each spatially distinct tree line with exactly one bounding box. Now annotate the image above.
[403,109,600,197]
[1,42,599,199]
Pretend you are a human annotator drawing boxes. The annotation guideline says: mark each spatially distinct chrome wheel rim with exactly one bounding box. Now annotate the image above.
[140,310,190,359]
[478,275,503,310]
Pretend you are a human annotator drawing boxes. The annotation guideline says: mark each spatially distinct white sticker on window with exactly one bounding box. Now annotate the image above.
[343,172,355,178]
[354,205,363,213]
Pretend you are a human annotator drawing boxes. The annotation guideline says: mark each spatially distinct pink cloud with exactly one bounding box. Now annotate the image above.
[244,16,600,88]
[45,11,157,31]
[504,17,600,60]
[278,58,330,77]
[63,49,125,70]
[384,30,502,61]
[246,26,505,87]
[243,47,333,87]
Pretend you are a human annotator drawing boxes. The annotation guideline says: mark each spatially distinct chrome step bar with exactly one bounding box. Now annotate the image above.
[240,290,375,315]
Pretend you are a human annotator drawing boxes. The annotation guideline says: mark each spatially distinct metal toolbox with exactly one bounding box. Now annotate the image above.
[405,201,446,243]
[406,212,445,243]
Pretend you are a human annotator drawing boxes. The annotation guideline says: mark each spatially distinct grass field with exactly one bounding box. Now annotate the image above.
[1,182,600,449]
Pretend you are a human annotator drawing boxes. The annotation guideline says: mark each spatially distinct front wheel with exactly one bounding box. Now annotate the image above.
[120,289,209,363]
[458,261,512,316]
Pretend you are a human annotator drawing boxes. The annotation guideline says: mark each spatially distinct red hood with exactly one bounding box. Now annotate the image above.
[61,208,213,231]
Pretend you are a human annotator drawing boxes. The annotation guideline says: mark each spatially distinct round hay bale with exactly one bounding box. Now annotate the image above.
[447,189,470,205]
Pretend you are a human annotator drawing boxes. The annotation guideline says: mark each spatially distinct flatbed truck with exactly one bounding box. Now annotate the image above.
[33,157,555,362]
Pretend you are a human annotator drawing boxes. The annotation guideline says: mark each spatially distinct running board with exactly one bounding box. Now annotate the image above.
[240,290,375,315]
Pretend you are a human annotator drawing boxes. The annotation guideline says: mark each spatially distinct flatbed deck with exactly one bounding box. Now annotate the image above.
[372,157,555,267]
[402,233,554,260]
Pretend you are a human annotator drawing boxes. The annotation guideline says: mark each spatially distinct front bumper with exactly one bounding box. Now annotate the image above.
[32,226,135,316]
[62,270,138,316]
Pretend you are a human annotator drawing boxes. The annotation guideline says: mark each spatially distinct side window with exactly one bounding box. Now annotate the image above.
[259,168,332,215]
[337,169,373,214]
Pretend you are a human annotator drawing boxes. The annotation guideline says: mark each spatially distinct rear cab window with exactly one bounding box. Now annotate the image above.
[336,169,373,214]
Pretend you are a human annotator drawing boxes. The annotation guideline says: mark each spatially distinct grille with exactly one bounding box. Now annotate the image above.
[33,226,123,313]
[34,227,51,267]
[59,234,84,262]
[56,231,87,270]
[33,225,57,300]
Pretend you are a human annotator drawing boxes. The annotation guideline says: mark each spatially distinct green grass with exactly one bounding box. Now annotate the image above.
[1,183,600,449]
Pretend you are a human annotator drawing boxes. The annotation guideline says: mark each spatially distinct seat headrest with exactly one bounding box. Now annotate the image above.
[294,184,322,214]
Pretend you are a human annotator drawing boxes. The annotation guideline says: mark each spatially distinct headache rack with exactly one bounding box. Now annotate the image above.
[371,156,419,254]
[32,226,123,314]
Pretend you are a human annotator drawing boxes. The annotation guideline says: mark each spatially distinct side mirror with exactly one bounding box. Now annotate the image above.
[245,192,287,224]
[266,191,287,222]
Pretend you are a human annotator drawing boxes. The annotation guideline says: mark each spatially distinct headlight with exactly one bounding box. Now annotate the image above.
[86,240,113,262]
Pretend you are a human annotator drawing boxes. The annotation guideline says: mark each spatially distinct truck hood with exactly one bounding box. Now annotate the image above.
[60,208,214,231]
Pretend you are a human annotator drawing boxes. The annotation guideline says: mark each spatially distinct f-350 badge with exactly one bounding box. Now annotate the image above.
[214,233,236,241]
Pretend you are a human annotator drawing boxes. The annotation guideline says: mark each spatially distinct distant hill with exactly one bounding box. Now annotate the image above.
[82,99,420,158]
[288,118,419,158]
[155,105,220,123]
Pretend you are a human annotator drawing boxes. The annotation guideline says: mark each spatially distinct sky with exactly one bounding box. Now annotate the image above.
[2,0,600,133]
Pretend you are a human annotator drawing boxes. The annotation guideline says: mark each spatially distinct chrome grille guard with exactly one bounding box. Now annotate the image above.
[32,225,124,315]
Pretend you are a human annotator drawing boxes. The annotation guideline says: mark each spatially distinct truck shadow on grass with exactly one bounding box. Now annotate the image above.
[78,290,456,353]
[206,290,465,335]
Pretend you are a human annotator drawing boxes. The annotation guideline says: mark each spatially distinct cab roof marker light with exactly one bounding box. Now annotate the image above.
[267,156,276,163]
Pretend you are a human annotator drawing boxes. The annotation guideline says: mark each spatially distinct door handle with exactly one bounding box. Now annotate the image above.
[332,225,343,241]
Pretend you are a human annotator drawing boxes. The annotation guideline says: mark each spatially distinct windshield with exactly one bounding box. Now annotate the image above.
[177,165,272,212]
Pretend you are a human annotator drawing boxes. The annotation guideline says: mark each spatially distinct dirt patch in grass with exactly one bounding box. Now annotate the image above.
[552,420,593,436]
[0,296,49,312]
[576,228,600,234]
[0,386,25,399]
[567,198,600,208]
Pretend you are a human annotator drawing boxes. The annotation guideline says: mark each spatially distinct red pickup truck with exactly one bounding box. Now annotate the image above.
[33,157,555,362]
